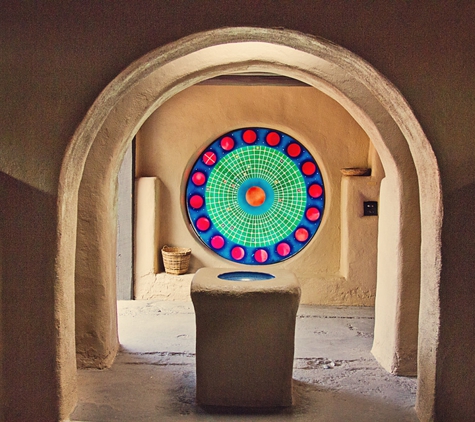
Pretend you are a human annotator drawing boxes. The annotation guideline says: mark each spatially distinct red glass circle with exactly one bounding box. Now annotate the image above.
[266,131,280,146]
[245,186,266,207]
[295,228,309,242]
[221,136,234,151]
[287,143,301,157]
[192,171,206,186]
[309,184,323,198]
[202,151,217,165]
[211,235,225,249]
[302,161,316,176]
[189,195,203,209]
[276,242,291,257]
[306,207,321,222]
[242,129,257,144]
[255,249,268,263]
[231,246,245,260]
[196,217,210,231]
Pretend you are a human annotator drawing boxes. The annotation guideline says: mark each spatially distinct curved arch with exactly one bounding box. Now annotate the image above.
[57,28,442,420]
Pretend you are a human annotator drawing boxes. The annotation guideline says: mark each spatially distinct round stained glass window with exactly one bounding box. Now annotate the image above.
[185,127,325,265]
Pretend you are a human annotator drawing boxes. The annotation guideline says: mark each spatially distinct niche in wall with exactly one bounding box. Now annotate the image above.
[134,80,383,305]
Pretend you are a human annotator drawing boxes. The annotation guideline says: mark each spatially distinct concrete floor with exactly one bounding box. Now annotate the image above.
[71,300,417,421]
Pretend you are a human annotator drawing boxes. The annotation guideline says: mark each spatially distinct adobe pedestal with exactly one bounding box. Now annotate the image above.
[191,267,301,407]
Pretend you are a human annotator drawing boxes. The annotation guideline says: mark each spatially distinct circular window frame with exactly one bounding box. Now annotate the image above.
[185,127,325,265]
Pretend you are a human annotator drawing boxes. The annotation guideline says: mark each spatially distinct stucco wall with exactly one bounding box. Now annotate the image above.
[1,2,474,421]
[135,84,380,305]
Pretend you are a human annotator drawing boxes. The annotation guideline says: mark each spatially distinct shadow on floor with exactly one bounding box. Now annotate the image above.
[71,301,417,421]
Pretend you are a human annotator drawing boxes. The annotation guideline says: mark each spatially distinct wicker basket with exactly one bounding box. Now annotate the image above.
[161,245,191,275]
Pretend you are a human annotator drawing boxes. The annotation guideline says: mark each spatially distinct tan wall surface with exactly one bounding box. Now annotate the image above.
[0,173,63,420]
[136,85,377,304]
[1,2,474,420]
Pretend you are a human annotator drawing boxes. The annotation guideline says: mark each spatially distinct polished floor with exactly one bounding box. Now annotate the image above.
[71,300,418,421]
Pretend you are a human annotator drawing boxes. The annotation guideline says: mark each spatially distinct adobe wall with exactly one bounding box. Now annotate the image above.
[0,2,474,421]
[135,84,382,305]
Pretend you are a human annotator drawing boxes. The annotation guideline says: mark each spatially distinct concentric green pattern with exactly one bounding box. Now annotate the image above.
[206,146,306,246]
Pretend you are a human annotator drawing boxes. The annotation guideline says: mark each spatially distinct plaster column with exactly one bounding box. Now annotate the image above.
[372,175,421,375]
[75,153,120,369]
[134,177,160,299]
[340,174,380,304]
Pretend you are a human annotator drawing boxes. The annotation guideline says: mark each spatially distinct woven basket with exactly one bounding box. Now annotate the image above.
[161,245,191,275]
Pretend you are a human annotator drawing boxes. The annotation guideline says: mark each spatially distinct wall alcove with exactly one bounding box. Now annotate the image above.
[57,28,442,420]
[131,81,384,305]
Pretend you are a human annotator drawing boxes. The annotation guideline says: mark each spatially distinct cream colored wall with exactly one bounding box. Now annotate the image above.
[1,2,474,420]
[136,84,382,305]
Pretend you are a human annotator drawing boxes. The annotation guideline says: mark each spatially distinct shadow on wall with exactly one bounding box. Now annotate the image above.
[438,181,475,421]
[157,178,172,272]
[0,172,59,420]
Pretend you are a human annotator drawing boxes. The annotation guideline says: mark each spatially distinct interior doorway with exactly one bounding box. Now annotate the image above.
[61,28,442,420]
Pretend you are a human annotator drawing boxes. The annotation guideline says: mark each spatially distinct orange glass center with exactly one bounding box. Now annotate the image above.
[245,186,266,207]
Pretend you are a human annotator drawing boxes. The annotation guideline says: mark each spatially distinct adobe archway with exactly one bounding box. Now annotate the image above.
[57,28,442,420]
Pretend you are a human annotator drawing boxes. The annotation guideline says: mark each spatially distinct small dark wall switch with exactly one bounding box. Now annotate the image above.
[363,201,378,216]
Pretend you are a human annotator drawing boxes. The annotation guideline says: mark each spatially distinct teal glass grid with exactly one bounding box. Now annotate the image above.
[206,146,306,247]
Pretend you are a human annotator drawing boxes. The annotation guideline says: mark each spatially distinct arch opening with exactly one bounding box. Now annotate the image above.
[58,28,442,420]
